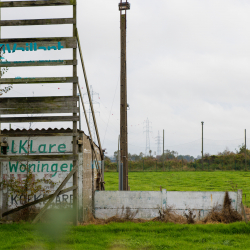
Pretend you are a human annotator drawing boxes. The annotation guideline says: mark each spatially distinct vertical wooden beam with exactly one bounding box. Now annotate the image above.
[72,1,78,226]
[120,14,128,191]
[76,30,103,161]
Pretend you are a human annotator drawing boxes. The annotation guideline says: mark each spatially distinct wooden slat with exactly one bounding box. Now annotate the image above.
[1,132,78,137]
[0,116,80,123]
[2,185,77,217]
[0,60,77,67]
[32,165,78,224]
[0,18,75,27]
[0,37,77,50]
[0,96,78,104]
[1,102,77,109]
[0,107,79,115]
[0,0,76,8]
[0,77,78,84]
[0,154,77,162]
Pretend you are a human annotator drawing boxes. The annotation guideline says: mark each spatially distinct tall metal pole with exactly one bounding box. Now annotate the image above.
[245,129,247,171]
[201,121,204,170]
[163,129,164,169]
[119,1,130,191]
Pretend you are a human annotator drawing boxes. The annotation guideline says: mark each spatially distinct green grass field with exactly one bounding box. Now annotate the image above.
[1,222,250,250]
[105,171,250,206]
[2,171,250,249]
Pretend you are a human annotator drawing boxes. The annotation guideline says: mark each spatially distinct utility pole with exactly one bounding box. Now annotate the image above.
[201,121,204,170]
[163,129,165,169]
[245,129,247,171]
[119,0,130,191]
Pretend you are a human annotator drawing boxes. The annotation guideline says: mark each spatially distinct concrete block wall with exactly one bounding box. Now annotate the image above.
[95,190,242,220]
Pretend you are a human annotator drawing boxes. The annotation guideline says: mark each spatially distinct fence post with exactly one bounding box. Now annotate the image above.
[156,160,157,171]
[143,158,144,171]
[182,158,183,171]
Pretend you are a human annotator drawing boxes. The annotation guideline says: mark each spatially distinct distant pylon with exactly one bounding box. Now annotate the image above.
[143,118,152,156]
[155,131,162,156]
[83,85,100,143]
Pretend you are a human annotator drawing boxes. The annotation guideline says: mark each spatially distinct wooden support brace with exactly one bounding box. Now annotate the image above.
[32,165,78,224]
[2,185,77,217]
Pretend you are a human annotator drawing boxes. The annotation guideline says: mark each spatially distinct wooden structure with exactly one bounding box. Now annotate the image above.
[0,0,104,225]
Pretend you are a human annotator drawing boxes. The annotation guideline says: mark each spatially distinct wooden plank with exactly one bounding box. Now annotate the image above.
[1,133,78,137]
[0,0,76,8]
[0,77,78,84]
[2,185,77,217]
[0,18,75,26]
[0,37,77,50]
[0,154,77,162]
[0,60,77,67]
[0,107,79,115]
[1,102,77,109]
[0,96,78,104]
[0,116,79,123]
[32,165,78,224]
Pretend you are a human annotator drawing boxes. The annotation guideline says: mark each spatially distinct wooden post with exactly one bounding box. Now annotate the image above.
[120,12,128,191]
[72,2,78,226]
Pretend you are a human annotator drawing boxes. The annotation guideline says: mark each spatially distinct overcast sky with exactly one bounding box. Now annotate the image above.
[1,0,250,158]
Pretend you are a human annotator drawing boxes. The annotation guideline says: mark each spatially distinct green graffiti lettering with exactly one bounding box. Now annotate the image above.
[58,144,66,153]
[28,164,35,172]
[9,162,18,172]
[11,140,17,154]
[42,164,49,172]
[60,163,68,172]
[20,164,26,172]
[30,140,37,153]
[37,161,40,172]
[19,140,28,154]
[49,144,56,153]
[70,163,73,171]
[38,144,47,153]
[51,163,58,177]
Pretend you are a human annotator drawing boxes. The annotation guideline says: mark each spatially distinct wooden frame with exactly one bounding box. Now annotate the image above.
[0,60,77,67]
[0,18,76,26]
[0,0,103,225]
[0,0,76,8]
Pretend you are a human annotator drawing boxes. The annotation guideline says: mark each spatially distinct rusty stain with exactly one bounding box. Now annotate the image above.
[211,194,213,205]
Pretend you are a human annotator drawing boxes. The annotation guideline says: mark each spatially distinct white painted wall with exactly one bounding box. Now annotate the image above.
[95,190,241,220]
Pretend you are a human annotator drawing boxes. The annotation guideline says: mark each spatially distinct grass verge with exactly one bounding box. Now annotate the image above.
[1,222,250,250]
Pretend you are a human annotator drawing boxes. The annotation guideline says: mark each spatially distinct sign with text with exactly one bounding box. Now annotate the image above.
[2,136,74,208]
